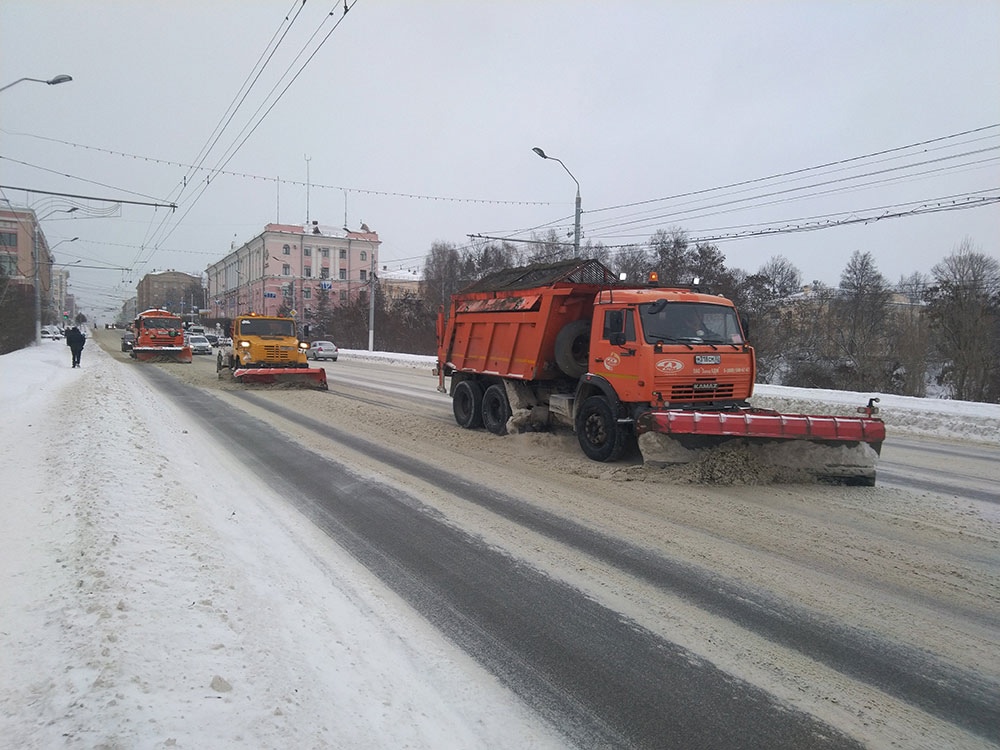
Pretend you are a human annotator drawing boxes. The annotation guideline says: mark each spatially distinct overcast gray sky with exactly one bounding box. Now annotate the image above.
[2,0,998,319]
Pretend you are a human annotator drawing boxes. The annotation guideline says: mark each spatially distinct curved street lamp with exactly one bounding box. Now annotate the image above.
[50,236,80,253]
[532,146,582,258]
[0,73,73,93]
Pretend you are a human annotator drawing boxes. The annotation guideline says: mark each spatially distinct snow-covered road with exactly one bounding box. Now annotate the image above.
[2,332,998,749]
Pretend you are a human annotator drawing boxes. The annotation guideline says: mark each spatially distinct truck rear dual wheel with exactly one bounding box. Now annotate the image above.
[576,395,631,462]
[481,384,512,435]
[453,380,484,429]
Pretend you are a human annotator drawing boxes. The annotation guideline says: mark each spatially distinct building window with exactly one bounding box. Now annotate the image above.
[320,247,329,257]
[360,250,367,261]
[304,247,312,257]
[283,244,291,255]
[283,264,291,276]
[360,269,367,282]
[0,253,17,275]
[339,268,346,280]
[339,248,346,259]
[303,288,312,299]
[304,267,312,278]
[320,267,329,279]
[340,290,348,302]
[0,231,17,247]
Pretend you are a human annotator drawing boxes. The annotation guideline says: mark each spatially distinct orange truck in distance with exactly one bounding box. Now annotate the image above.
[436,259,885,485]
[130,309,192,363]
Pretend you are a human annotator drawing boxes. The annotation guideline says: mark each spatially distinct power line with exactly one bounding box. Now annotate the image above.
[0,131,553,206]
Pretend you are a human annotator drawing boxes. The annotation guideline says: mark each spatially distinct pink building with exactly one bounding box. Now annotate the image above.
[205,222,380,322]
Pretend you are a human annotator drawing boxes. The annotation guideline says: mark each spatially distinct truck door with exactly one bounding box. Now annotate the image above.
[592,308,644,402]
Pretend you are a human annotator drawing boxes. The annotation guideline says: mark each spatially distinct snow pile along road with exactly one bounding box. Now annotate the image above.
[345,349,1000,445]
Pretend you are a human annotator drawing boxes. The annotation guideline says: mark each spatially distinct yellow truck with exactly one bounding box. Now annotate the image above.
[217,313,327,389]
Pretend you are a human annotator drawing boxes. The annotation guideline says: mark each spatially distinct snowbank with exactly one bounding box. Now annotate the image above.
[338,349,1000,445]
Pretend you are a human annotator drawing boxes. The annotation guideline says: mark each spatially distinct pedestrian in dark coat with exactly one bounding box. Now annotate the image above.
[65,326,86,368]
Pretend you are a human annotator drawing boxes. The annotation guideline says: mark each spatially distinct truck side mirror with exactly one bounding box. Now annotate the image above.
[609,332,626,347]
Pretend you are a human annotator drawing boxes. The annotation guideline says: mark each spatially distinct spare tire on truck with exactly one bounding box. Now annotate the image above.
[554,320,591,379]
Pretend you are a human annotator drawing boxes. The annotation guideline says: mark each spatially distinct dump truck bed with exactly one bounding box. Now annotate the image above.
[440,259,619,381]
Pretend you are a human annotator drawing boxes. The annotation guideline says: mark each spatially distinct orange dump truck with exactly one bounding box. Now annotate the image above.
[436,259,885,485]
[130,309,192,363]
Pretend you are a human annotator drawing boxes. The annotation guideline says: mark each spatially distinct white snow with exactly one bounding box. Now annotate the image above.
[2,339,997,749]
[0,341,565,749]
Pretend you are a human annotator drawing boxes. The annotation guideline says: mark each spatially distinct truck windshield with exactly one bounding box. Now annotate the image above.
[240,319,296,337]
[639,301,743,345]
[140,318,180,330]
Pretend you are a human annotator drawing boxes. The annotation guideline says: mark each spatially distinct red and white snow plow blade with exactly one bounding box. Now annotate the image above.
[635,406,886,486]
[231,366,328,390]
[132,346,193,363]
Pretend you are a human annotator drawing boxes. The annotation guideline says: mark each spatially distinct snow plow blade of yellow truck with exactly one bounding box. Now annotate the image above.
[635,407,886,486]
[231,366,328,390]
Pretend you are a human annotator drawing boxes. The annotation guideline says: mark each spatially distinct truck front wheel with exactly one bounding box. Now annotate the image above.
[576,395,630,462]
[453,380,484,429]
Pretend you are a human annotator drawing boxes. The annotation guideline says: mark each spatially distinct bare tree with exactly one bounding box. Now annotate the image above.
[829,250,893,391]
[527,229,573,264]
[780,282,842,389]
[739,256,803,383]
[649,227,692,285]
[420,242,465,314]
[888,272,931,396]
[925,238,1000,402]
[758,256,802,299]
[610,243,652,284]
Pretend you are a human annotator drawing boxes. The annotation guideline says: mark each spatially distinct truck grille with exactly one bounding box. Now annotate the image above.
[668,382,737,401]
[262,345,295,361]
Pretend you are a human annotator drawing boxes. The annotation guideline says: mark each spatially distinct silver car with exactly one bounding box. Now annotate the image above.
[307,340,338,361]
[187,334,213,355]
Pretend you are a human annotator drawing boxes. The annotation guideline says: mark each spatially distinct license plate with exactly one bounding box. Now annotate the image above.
[695,355,721,365]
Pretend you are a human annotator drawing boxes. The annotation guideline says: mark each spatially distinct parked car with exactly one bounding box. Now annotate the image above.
[307,340,338,361]
[121,331,135,352]
[41,325,63,340]
[187,334,213,355]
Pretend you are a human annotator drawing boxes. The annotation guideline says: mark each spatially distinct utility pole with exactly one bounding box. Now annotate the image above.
[32,228,42,345]
[367,244,376,351]
[304,155,311,226]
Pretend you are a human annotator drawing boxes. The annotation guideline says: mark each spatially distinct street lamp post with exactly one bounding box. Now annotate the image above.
[0,74,73,93]
[532,146,582,258]
[367,243,376,351]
